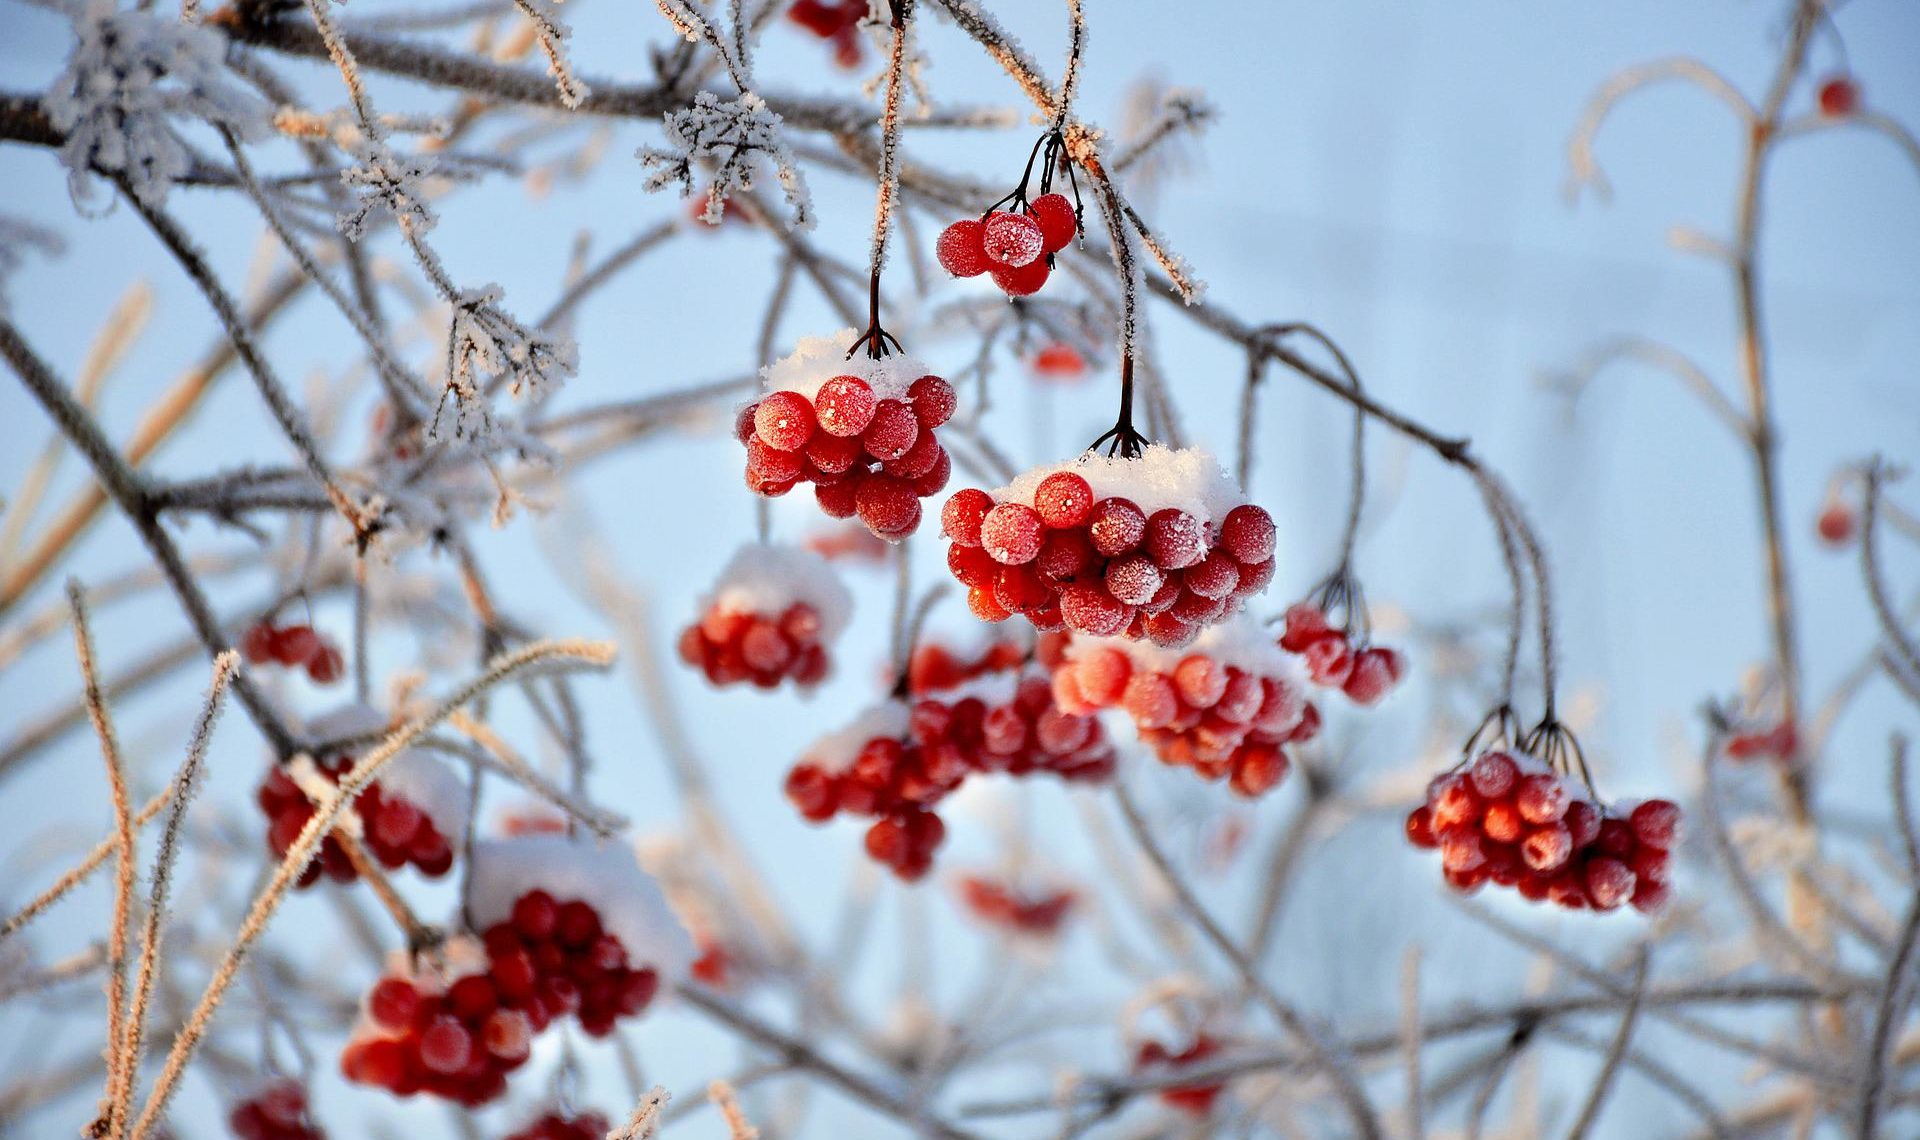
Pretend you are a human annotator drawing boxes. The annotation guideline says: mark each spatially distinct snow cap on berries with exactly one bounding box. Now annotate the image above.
[760,329,937,405]
[799,700,912,773]
[469,836,695,982]
[993,445,1246,526]
[302,702,469,838]
[700,542,854,640]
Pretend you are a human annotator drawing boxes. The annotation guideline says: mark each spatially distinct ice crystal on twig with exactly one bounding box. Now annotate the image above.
[639,92,813,231]
[338,138,441,241]
[435,284,577,444]
[511,0,592,110]
[43,6,267,214]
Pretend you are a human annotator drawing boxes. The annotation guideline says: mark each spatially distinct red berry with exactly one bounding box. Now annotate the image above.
[815,477,860,518]
[1143,509,1205,569]
[1033,471,1094,529]
[1563,799,1603,848]
[512,890,558,940]
[967,586,1012,622]
[1584,857,1637,910]
[947,542,998,588]
[990,256,1050,296]
[1482,800,1524,843]
[1059,583,1130,636]
[805,431,864,475]
[1342,647,1400,704]
[1123,671,1178,728]
[1515,773,1570,824]
[1027,193,1077,252]
[862,399,919,460]
[419,1015,473,1074]
[1520,823,1573,872]
[981,503,1045,565]
[1230,744,1288,798]
[367,977,420,1029]
[814,375,877,436]
[482,1009,532,1061]
[942,488,994,546]
[1035,527,1095,581]
[1302,633,1354,687]
[1631,877,1673,914]
[1087,498,1146,556]
[936,219,990,277]
[1183,552,1240,601]
[1818,75,1859,118]
[907,374,956,428]
[1104,555,1164,605]
[1817,500,1855,546]
[1278,603,1330,652]
[1629,799,1681,849]
[883,430,943,480]
[855,475,921,538]
[1218,504,1275,564]
[1469,751,1519,798]
[981,210,1045,268]
[241,622,279,664]
[1405,805,1438,848]
[448,974,499,1020]
[306,645,344,684]
[272,625,322,666]
[754,390,816,451]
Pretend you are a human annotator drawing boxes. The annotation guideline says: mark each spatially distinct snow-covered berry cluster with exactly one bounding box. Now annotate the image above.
[741,333,955,540]
[941,446,1276,645]
[678,544,851,690]
[905,635,1028,694]
[242,620,345,685]
[342,838,690,1104]
[258,706,465,889]
[227,1079,323,1140]
[955,874,1076,937]
[784,670,1115,879]
[1044,619,1319,798]
[787,0,866,69]
[936,193,1078,297]
[1277,603,1405,705]
[1406,750,1678,913]
[501,1111,612,1140]
[1133,1035,1226,1116]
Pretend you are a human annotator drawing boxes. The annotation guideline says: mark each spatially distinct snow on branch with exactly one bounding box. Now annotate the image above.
[638,92,814,231]
[437,283,578,445]
[43,6,268,214]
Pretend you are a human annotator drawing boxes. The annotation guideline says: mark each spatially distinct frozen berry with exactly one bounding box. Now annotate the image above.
[1033,471,1094,529]
[1027,193,1077,252]
[990,257,1050,297]
[908,375,956,428]
[754,390,816,451]
[943,488,994,546]
[814,375,877,436]
[1144,509,1205,569]
[1088,498,1146,556]
[981,503,1045,565]
[1218,504,1276,564]
[982,211,1045,268]
[936,219,990,277]
[862,399,919,460]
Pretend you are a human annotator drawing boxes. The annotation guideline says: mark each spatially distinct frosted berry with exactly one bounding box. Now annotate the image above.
[942,489,994,546]
[1027,193,1078,252]
[1087,497,1146,556]
[908,374,957,428]
[861,399,919,460]
[981,210,1045,268]
[1629,798,1681,848]
[936,219,991,277]
[814,375,877,436]
[1217,504,1276,564]
[981,503,1045,565]
[754,390,815,451]
[1033,471,1094,529]
[990,256,1050,297]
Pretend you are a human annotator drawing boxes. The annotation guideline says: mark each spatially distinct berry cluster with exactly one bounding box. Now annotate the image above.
[955,874,1076,937]
[502,1112,612,1140]
[787,0,865,69]
[1726,719,1797,762]
[1406,750,1678,913]
[678,544,851,690]
[1044,621,1319,798]
[1278,602,1405,705]
[1133,1036,1225,1116]
[937,193,1078,297]
[941,447,1276,645]
[785,670,1115,879]
[241,620,344,685]
[340,941,533,1106]
[905,635,1027,694]
[227,1079,323,1140]
[478,890,664,1038]
[743,333,955,540]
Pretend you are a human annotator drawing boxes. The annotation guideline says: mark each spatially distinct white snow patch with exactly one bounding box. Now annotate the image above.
[469,835,695,980]
[376,748,470,839]
[994,444,1244,523]
[1069,612,1294,678]
[702,543,853,640]
[802,701,910,773]
[761,329,938,404]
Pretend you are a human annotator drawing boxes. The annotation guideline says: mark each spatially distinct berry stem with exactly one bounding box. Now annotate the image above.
[855,0,912,362]
[1086,352,1148,458]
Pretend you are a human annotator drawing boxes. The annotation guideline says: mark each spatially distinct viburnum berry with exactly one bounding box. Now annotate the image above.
[1275,601,1408,705]
[1027,192,1078,251]
[1816,497,1855,546]
[1133,1035,1226,1116]
[1409,747,1678,914]
[228,1078,324,1140]
[1030,342,1089,381]
[241,621,346,683]
[989,256,1050,297]
[814,374,877,436]
[1817,74,1860,118]
[981,210,1045,268]
[754,390,815,450]
[679,545,849,691]
[956,873,1077,937]
[908,374,957,428]
[935,218,991,278]
[981,502,1045,565]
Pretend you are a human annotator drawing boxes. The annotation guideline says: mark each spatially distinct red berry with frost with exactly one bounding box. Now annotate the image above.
[1033,471,1094,528]
[882,431,943,479]
[1520,823,1572,872]
[1515,773,1570,824]
[1104,555,1164,605]
[942,488,994,546]
[814,477,859,518]
[805,431,863,475]
[1279,604,1330,653]
[242,622,279,664]
[1469,751,1518,798]
[990,256,1050,297]
[1143,509,1204,569]
[856,476,921,538]
[936,219,990,277]
[1629,798,1681,849]
[1087,498,1146,556]
[981,211,1045,268]
[1060,583,1130,636]
[1183,552,1240,600]
[862,399,919,460]
[814,375,877,436]
[947,543,997,588]
[1218,504,1276,564]
[1302,632,1354,686]
[967,585,1012,622]
[307,645,344,685]
[1405,805,1438,848]
[908,374,956,428]
[754,390,816,451]
[981,502,1045,565]
[272,625,322,666]
[1584,857,1637,910]
[1341,646,1400,705]
[1027,193,1077,252]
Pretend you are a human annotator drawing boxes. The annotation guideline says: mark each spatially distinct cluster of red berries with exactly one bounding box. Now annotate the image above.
[501,1111,612,1140]
[227,1080,323,1140]
[785,670,1115,879]
[1044,628,1318,798]
[679,602,832,689]
[1133,1036,1226,1116]
[937,194,1078,296]
[955,874,1076,937]
[1727,719,1798,763]
[941,455,1277,645]
[1278,603,1405,705]
[1406,750,1678,913]
[787,0,865,69]
[241,621,344,684]
[257,756,453,889]
[905,636,1027,694]
[343,892,661,1104]
[739,366,956,540]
